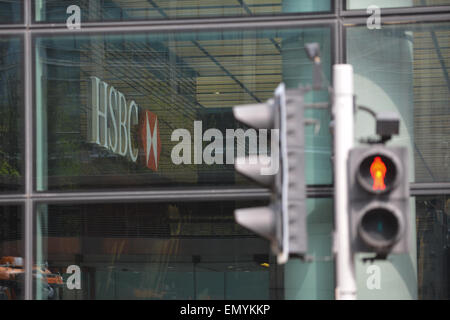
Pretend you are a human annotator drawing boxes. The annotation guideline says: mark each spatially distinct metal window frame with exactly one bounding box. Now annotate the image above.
[24,0,34,302]
[0,0,449,300]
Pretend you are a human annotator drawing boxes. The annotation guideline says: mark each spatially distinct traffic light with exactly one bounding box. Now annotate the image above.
[232,83,307,264]
[348,145,410,257]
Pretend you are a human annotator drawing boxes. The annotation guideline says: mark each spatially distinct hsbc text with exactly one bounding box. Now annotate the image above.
[88,76,161,171]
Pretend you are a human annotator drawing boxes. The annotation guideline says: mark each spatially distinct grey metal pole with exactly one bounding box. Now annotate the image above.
[333,64,357,300]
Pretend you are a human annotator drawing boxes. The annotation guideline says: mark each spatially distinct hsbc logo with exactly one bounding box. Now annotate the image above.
[140,110,161,171]
[87,76,161,171]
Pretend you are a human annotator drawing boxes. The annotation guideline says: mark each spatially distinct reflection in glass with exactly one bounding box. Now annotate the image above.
[0,37,23,192]
[35,200,277,300]
[284,198,334,300]
[35,28,331,191]
[416,195,450,299]
[0,206,23,300]
[347,22,450,183]
[0,0,22,24]
[35,0,331,22]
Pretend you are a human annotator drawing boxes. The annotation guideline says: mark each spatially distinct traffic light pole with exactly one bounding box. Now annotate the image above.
[333,64,357,300]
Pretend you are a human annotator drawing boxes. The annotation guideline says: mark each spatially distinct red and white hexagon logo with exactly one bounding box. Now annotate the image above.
[140,110,161,171]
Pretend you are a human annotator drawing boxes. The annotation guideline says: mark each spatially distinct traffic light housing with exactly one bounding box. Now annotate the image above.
[233,83,307,264]
[348,145,410,257]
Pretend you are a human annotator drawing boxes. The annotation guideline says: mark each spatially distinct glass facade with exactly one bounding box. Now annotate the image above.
[35,28,331,191]
[0,206,23,300]
[0,0,22,24]
[348,22,450,184]
[347,20,450,300]
[34,0,332,22]
[34,200,273,300]
[33,198,334,300]
[0,37,23,193]
[0,0,449,300]
[416,195,450,300]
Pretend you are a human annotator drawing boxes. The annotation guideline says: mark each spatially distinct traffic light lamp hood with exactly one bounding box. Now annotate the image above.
[233,101,275,129]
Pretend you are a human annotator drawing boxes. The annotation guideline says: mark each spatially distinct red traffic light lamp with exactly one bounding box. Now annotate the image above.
[370,156,386,191]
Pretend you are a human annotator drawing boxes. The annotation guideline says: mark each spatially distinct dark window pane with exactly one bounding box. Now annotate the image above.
[35,0,331,22]
[0,0,22,24]
[0,206,24,300]
[0,37,23,192]
[35,198,335,300]
[416,195,450,300]
[347,0,450,9]
[347,22,450,183]
[35,28,331,191]
[34,200,275,300]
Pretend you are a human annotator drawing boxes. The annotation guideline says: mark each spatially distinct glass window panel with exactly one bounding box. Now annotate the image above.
[347,0,450,10]
[284,197,334,300]
[416,195,450,300]
[34,200,275,300]
[34,0,331,22]
[347,22,450,183]
[35,28,331,191]
[0,0,22,24]
[34,198,335,300]
[0,206,24,300]
[0,37,23,193]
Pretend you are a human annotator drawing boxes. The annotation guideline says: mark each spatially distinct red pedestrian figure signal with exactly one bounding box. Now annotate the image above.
[370,156,386,191]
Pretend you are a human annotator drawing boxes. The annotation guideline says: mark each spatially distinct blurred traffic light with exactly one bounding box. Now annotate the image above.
[233,83,307,264]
